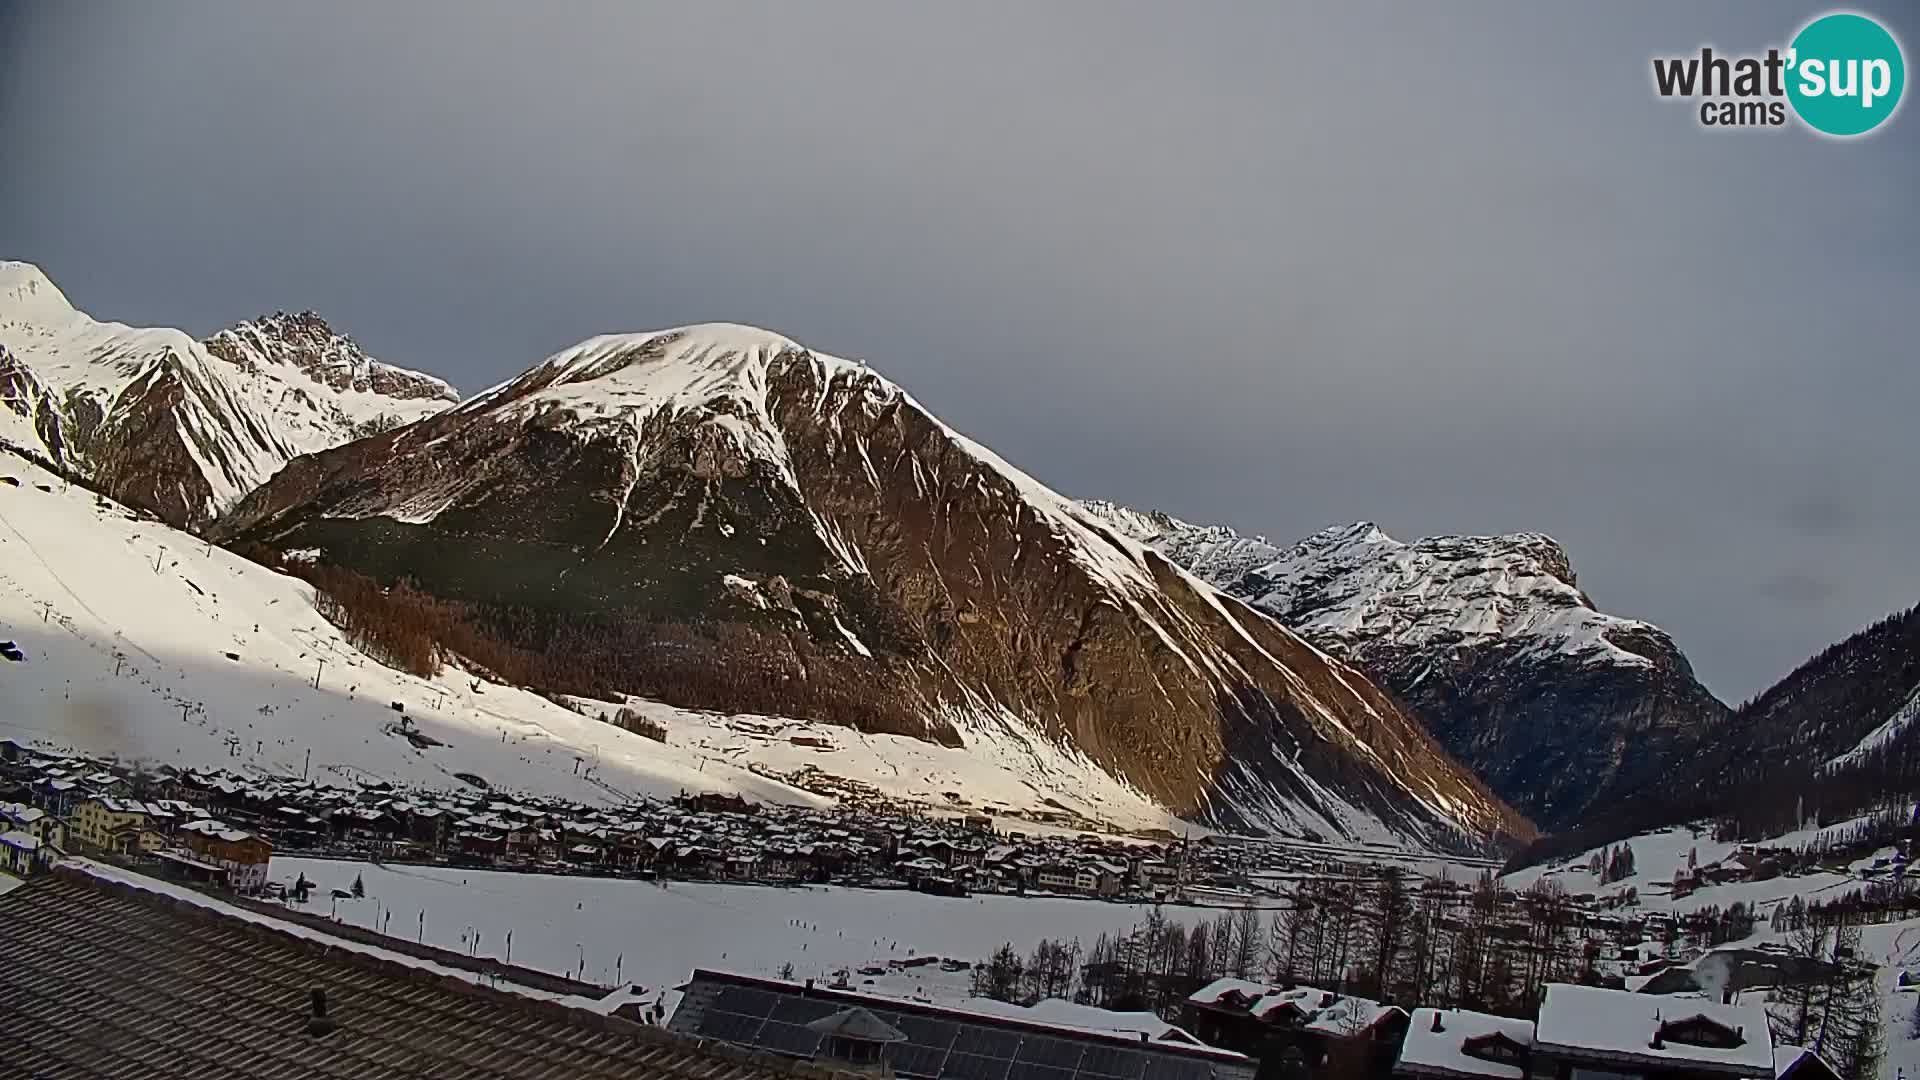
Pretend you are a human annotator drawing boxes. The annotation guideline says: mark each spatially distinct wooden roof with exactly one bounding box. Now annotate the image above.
[0,866,810,1079]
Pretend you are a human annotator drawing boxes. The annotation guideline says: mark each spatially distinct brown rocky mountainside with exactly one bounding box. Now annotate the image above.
[217,325,1531,850]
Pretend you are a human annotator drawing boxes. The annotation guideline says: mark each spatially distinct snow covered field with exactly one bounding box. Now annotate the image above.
[0,450,1164,828]
[1500,818,1888,917]
[272,856,1192,1006]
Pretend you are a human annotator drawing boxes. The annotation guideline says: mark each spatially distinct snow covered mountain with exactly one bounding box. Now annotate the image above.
[0,446,1178,823]
[1076,501,1728,831]
[216,324,1529,850]
[0,262,456,529]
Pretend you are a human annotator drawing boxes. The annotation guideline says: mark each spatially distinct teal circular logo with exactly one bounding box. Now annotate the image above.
[1787,12,1905,136]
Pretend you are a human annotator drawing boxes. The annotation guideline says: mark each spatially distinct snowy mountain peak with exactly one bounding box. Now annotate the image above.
[206,310,459,405]
[1297,520,1389,548]
[223,324,1526,850]
[0,261,460,527]
[476,324,850,412]
[1077,498,1727,829]
[0,261,78,326]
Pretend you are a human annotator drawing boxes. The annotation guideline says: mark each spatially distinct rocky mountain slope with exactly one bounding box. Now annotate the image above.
[1077,502,1728,831]
[1505,601,1920,869]
[216,324,1529,850]
[0,261,457,528]
[1697,603,1920,779]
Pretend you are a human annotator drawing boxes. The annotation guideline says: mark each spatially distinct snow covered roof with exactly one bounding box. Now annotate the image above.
[86,796,165,816]
[1397,1009,1535,1080]
[1188,977,1275,1006]
[1534,984,1772,1075]
[1298,993,1404,1037]
[1186,979,1399,1035]
[0,830,41,851]
[955,996,1204,1045]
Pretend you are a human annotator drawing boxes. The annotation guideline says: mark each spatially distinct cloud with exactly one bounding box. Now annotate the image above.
[1,1,1917,700]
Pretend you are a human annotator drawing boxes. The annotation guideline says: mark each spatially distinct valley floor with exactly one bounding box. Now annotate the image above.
[269,855,1198,1013]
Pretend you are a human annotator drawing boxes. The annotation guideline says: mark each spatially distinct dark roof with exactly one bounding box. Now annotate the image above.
[807,1007,908,1042]
[671,969,1255,1080]
[0,866,810,1079]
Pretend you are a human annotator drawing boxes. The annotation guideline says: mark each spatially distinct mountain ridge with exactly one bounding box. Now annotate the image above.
[216,322,1530,850]
[1077,498,1729,831]
[0,261,458,528]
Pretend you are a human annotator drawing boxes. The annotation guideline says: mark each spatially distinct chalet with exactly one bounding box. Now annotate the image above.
[504,822,544,859]
[1,829,49,875]
[404,806,449,849]
[83,771,129,795]
[333,806,405,844]
[70,797,172,852]
[1089,860,1127,896]
[763,847,815,881]
[920,838,959,866]
[1035,865,1078,892]
[1139,858,1183,889]
[456,830,505,861]
[34,776,80,815]
[0,800,63,849]
[684,792,756,816]
[1184,978,1409,1079]
[178,820,273,892]
[1396,1008,1535,1080]
[613,834,667,872]
[1532,984,1773,1080]
[663,844,726,878]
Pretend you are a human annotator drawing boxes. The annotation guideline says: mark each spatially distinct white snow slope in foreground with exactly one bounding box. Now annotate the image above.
[0,449,1167,825]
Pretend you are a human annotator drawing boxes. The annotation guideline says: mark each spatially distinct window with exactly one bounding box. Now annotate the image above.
[1462,1034,1528,1065]
[1656,1018,1743,1049]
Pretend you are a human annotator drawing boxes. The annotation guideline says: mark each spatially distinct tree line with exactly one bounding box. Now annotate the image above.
[1767,918,1883,1080]
[231,545,947,741]
[977,871,1887,1080]
[974,870,1591,1020]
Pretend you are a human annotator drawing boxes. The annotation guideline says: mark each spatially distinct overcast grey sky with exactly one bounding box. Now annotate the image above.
[1,2,1915,702]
